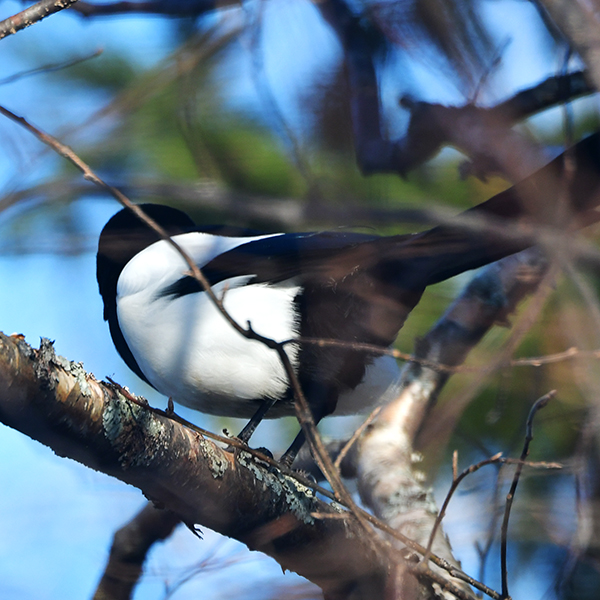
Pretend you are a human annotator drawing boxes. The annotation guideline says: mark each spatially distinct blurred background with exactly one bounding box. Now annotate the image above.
[0,1,599,598]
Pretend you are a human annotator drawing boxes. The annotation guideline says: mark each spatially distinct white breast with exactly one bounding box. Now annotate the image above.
[116,232,301,417]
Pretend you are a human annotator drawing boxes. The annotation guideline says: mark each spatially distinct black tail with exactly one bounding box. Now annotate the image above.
[381,133,600,287]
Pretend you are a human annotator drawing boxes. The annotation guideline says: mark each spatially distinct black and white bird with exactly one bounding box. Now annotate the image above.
[97,134,600,464]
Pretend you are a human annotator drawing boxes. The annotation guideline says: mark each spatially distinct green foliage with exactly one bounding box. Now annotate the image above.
[61,52,138,92]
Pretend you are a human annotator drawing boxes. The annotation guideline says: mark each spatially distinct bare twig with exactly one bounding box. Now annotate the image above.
[423,450,563,568]
[500,390,556,599]
[0,0,80,41]
[333,406,382,471]
[475,464,504,596]
[72,0,228,17]
[0,49,103,86]
[295,337,600,373]
[423,452,504,565]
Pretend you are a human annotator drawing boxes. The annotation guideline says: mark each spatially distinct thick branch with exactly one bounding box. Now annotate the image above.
[0,333,390,600]
[0,0,79,41]
[353,247,550,599]
[93,503,180,600]
[318,0,594,177]
[295,247,551,600]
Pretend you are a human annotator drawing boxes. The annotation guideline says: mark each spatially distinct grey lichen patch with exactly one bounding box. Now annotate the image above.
[102,392,169,470]
[61,360,92,397]
[33,339,92,398]
[198,437,229,478]
[35,337,60,390]
[38,337,57,362]
[52,353,71,371]
[410,451,423,464]
[237,451,316,525]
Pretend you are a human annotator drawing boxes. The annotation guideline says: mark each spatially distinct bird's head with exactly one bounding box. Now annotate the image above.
[96,204,195,319]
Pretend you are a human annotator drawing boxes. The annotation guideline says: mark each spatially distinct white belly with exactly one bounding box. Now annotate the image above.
[118,280,301,415]
[115,231,300,417]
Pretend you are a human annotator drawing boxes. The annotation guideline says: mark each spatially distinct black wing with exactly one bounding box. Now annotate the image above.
[159,229,390,297]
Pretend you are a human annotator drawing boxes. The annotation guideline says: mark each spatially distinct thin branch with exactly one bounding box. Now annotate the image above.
[475,465,504,599]
[293,337,600,374]
[72,0,227,17]
[422,452,563,566]
[333,406,382,471]
[423,452,504,564]
[0,0,80,41]
[242,323,379,544]
[0,48,103,86]
[500,390,556,599]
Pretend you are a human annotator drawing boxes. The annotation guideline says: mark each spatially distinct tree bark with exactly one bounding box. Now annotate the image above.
[0,333,391,600]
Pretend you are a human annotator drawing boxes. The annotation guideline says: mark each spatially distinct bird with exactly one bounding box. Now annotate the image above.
[97,133,600,465]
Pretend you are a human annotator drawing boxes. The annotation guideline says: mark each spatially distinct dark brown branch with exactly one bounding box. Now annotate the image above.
[0,333,390,600]
[0,0,80,41]
[499,390,555,599]
[400,71,594,180]
[72,0,227,17]
[491,71,592,124]
[317,0,594,178]
[93,503,180,600]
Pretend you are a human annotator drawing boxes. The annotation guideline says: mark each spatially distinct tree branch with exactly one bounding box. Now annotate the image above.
[0,333,391,600]
[0,0,80,41]
[72,0,226,17]
[93,503,180,600]
[317,0,595,178]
